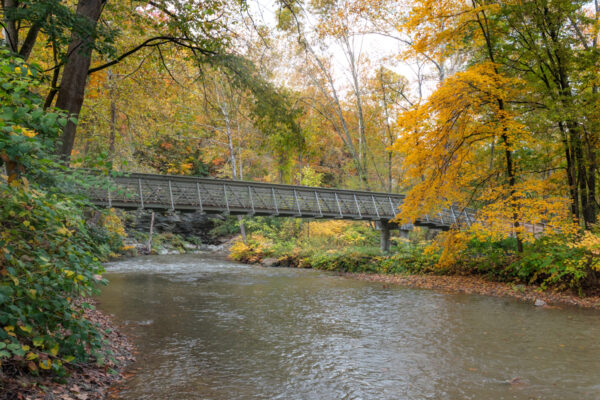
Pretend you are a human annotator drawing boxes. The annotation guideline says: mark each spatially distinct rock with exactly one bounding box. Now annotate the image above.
[534,299,547,307]
[126,210,217,242]
[200,244,224,252]
[262,257,279,267]
[158,248,169,255]
[509,377,526,386]
[183,243,197,250]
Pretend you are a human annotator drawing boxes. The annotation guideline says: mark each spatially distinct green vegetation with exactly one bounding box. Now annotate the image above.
[1,0,600,395]
[230,219,600,295]
[0,50,126,378]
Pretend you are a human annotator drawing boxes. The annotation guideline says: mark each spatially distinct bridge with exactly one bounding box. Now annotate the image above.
[86,172,479,251]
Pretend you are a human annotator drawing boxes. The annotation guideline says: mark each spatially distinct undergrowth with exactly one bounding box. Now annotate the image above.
[229,217,600,296]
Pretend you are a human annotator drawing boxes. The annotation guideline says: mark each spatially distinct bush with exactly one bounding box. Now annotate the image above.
[510,234,600,292]
[229,207,600,296]
[229,234,273,263]
[0,50,122,377]
[0,183,111,375]
[380,246,441,275]
[446,231,600,293]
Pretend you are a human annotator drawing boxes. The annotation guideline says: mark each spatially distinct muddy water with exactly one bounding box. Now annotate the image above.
[97,254,600,399]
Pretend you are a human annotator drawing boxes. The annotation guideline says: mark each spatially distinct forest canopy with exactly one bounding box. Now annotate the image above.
[0,0,598,232]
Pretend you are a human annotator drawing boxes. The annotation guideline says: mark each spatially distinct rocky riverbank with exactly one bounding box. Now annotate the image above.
[114,209,237,257]
[120,232,234,257]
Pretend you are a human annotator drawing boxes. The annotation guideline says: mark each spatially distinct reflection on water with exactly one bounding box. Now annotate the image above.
[97,254,600,400]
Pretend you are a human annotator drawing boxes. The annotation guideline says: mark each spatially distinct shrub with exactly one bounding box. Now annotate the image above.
[510,234,600,292]
[229,235,273,263]
[0,183,110,375]
[0,50,121,377]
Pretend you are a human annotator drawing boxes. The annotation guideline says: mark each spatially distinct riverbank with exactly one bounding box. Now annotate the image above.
[1,234,233,399]
[228,229,600,310]
[342,272,600,309]
[96,253,600,399]
[0,300,135,400]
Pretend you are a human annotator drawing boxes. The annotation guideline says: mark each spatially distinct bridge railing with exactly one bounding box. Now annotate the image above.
[84,171,488,230]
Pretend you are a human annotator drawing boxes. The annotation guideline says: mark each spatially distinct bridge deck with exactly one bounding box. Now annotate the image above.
[86,172,478,230]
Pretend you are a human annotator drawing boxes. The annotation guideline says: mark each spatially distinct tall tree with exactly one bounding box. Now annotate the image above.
[395,0,583,248]
[55,0,106,159]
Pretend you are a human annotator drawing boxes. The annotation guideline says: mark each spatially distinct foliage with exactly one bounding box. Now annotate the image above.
[393,62,575,241]
[511,234,600,292]
[229,218,434,273]
[230,217,600,295]
[2,0,117,58]
[0,50,68,181]
[209,216,242,239]
[0,51,125,377]
[396,0,599,235]
[134,136,211,176]
[0,182,117,375]
[229,228,439,275]
[297,166,323,187]
[229,234,280,263]
[432,230,600,293]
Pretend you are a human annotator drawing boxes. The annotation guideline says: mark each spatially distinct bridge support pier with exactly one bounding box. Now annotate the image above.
[377,221,395,253]
[380,225,390,253]
[377,222,412,253]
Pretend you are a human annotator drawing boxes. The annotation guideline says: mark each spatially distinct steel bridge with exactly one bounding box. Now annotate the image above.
[86,172,481,251]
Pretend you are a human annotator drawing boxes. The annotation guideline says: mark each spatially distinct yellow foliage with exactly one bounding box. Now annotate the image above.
[393,62,574,240]
[229,234,273,263]
[309,220,351,237]
[229,240,251,260]
[100,209,127,238]
[401,0,498,63]
[11,125,37,138]
[570,230,600,270]
[434,230,469,269]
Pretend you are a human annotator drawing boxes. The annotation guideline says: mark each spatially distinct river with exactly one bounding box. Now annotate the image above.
[97,254,600,400]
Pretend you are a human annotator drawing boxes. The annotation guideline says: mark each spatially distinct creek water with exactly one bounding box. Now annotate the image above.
[97,254,600,400]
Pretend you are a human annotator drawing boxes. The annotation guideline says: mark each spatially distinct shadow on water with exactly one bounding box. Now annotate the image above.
[97,254,600,400]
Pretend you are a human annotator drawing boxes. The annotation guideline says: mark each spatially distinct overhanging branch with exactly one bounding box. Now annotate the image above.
[87,36,215,75]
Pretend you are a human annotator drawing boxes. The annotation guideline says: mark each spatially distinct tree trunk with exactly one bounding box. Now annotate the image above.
[2,0,18,53]
[559,122,580,220]
[18,22,41,60]
[474,8,523,252]
[146,211,155,253]
[108,70,117,159]
[218,86,247,243]
[503,135,523,253]
[343,35,369,187]
[584,129,598,224]
[55,0,106,161]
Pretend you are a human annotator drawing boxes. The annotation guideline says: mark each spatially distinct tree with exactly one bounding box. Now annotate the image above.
[2,0,233,160]
[394,0,590,251]
[54,0,107,159]
[276,0,375,188]
[495,0,599,227]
